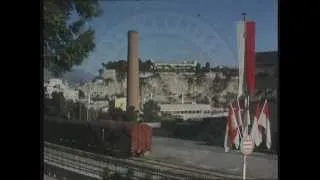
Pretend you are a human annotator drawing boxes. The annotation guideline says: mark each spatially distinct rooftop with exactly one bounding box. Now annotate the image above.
[256,51,278,65]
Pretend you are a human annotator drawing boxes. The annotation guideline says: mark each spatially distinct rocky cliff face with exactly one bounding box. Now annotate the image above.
[78,70,239,108]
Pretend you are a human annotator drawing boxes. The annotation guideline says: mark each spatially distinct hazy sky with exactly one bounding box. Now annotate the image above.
[76,0,277,75]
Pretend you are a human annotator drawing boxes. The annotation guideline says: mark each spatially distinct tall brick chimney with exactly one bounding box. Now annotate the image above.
[127,31,140,111]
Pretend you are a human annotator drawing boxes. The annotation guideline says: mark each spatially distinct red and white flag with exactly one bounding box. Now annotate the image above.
[224,104,240,152]
[236,20,256,97]
[235,99,243,129]
[250,102,263,147]
[258,100,272,149]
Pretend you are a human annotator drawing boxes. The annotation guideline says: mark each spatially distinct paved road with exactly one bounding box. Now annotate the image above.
[44,175,58,180]
[150,136,278,179]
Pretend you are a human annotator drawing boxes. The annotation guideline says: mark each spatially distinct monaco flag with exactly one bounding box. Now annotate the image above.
[250,102,263,147]
[224,104,240,152]
[258,100,272,149]
[236,20,256,97]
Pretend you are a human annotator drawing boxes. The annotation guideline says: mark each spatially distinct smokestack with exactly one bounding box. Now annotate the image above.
[127,31,140,111]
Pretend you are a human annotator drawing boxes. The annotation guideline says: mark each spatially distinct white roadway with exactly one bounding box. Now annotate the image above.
[149,136,278,180]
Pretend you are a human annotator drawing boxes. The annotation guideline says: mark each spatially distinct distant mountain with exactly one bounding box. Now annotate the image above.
[62,69,96,85]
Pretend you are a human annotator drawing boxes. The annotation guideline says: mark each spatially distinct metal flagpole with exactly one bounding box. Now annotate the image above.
[243,155,247,180]
[241,12,248,180]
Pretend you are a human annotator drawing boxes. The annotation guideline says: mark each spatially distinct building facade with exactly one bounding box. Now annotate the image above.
[102,69,116,80]
[159,103,226,121]
[154,61,198,72]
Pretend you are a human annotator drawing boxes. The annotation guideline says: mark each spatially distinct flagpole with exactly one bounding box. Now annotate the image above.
[241,12,248,180]
[237,98,244,136]
[243,155,247,180]
[230,102,243,139]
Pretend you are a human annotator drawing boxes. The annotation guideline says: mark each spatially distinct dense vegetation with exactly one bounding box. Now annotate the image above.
[98,59,237,77]
[142,100,161,122]
[44,92,162,122]
[44,0,102,76]
[44,91,139,122]
[44,92,96,120]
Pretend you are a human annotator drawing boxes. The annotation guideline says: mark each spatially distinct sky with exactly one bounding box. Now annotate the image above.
[75,0,277,75]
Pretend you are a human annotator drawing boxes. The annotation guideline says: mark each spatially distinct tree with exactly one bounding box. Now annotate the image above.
[142,100,161,122]
[65,100,74,120]
[205,62,210,72]
[124,106,138,122]
[139,59,155,72]
[195,63,201,74]
[44,0,102,76]
[78,89,85,99]
[144,59,154,71]
[51,91,66,117]
[108,106,125,121]
[98,68,104,77]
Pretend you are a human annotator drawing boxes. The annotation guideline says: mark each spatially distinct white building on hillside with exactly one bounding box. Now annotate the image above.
[102,69,116,80]
[154,61,198,72]
[45,78,79,102]
[159,103,227,121]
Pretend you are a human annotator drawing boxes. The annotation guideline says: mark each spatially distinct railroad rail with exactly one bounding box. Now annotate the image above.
[45,151,181,180]
[44,141,254,180]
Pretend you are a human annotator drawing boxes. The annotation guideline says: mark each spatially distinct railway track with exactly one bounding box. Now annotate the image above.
[45,152,184,180]
[44,142,253,179]
[45,147,211,180]
[131,157,253,179]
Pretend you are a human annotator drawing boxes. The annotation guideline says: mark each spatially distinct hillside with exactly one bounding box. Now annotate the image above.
[77,70,240,108]
[62,69,95,85]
